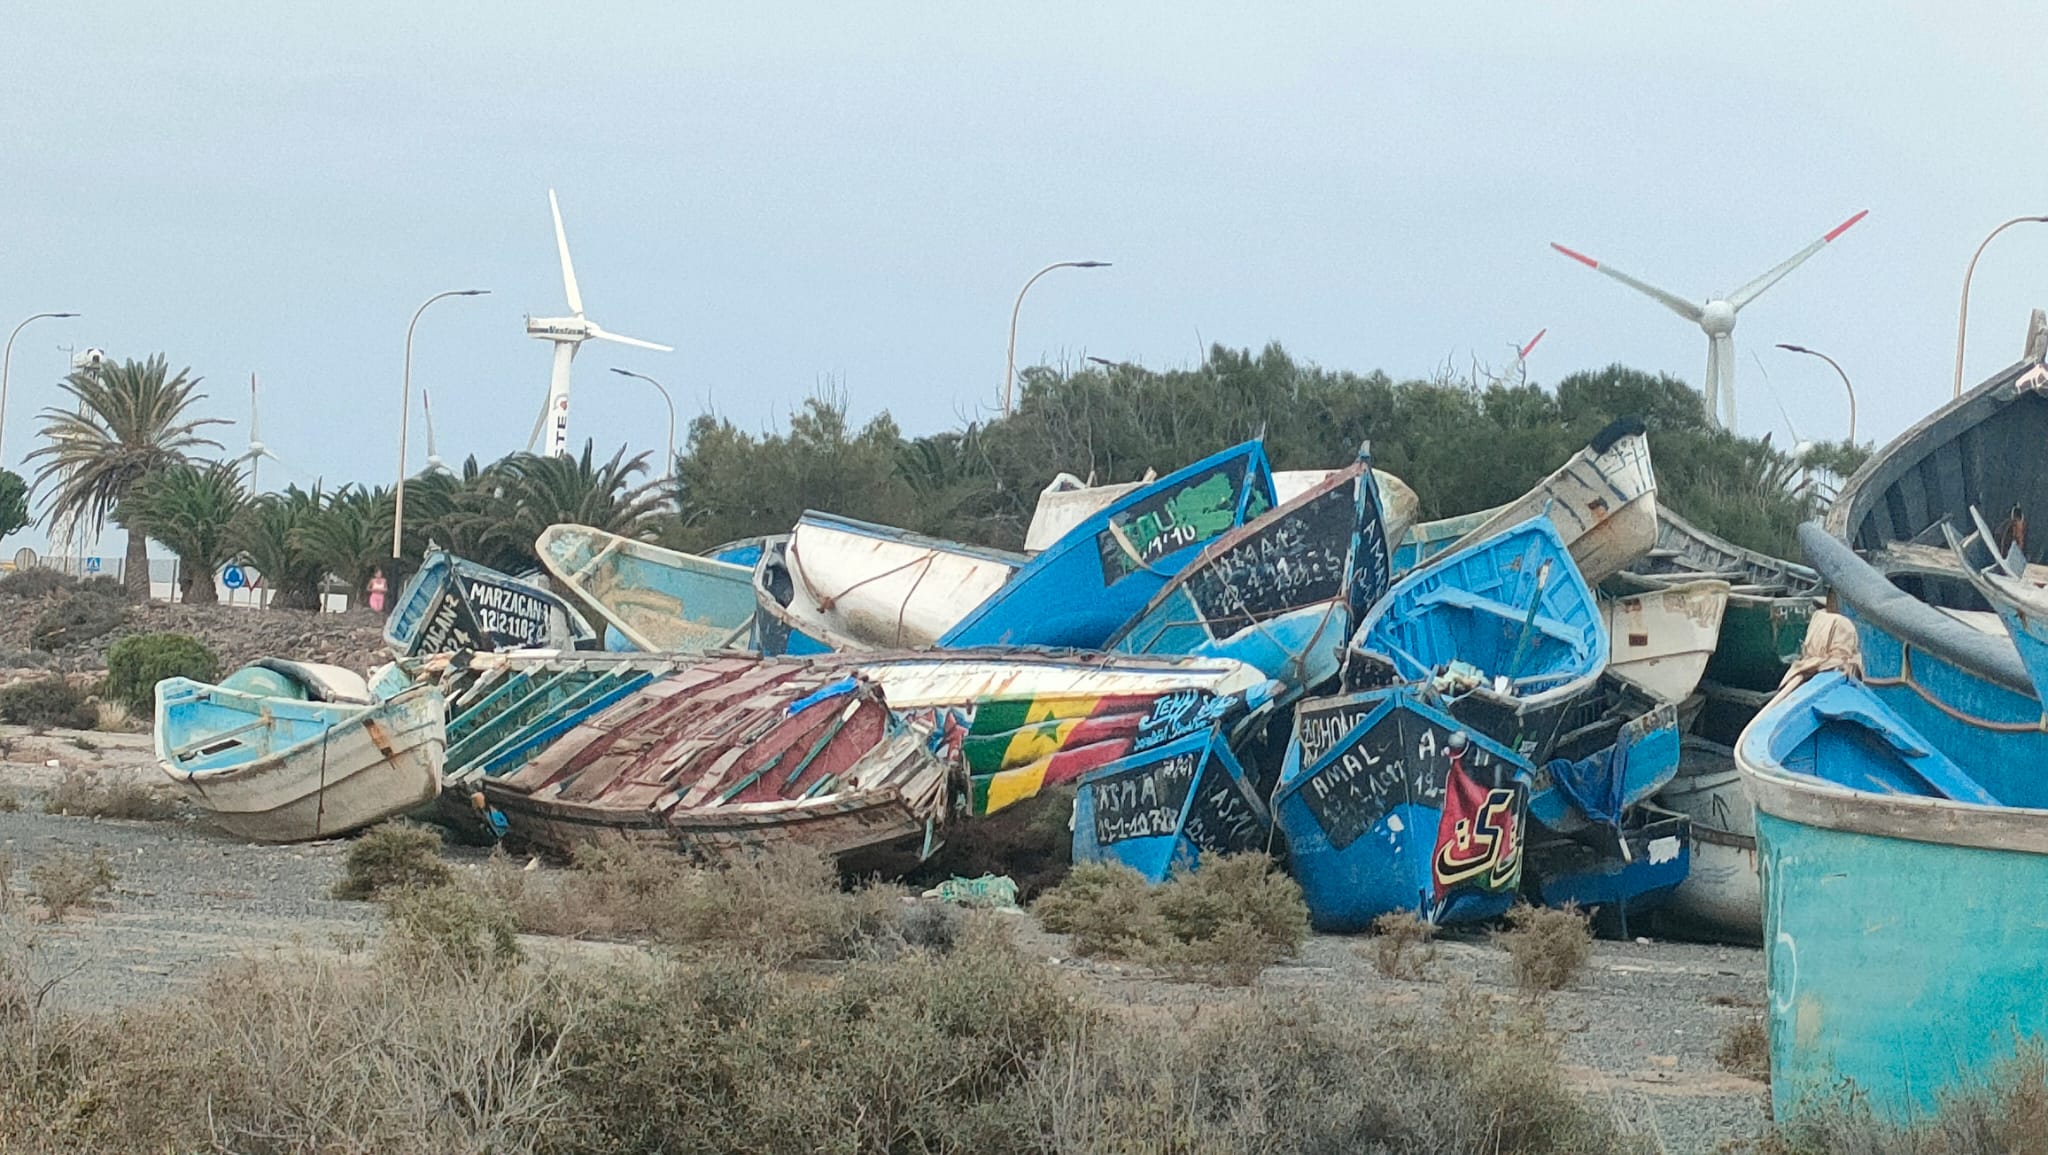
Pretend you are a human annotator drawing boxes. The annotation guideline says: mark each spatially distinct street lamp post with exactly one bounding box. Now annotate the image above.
[1004,260,1110,415]
[1,311,80,461]
[609,367,677,481]
[1775,343,1858,446]
[1954,216,2048,399]
[392,289,489,561]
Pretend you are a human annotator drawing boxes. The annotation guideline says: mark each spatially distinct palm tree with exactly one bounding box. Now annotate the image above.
[237,484,327,610]
[295,485,391,607]
[488,441,664,571]
[398,456,529,574]
[29,355,226,597]
[120,461,247,605]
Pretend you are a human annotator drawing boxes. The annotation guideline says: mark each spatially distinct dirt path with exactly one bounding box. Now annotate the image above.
[0,729,1768,1153]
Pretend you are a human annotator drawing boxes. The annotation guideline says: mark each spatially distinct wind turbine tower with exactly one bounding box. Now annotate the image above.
[1550,210,1867,430]
[238,372,280,490]
[524,189,673,457]
[422,388,448,473]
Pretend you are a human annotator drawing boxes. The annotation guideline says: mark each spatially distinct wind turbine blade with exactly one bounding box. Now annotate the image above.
[549,189,584,315]
[422,388,440,460]
[1550,243,1704,322]
[1518,328,1547,361]
[526,394,549,453]
[1728,210,1868,310]
[1710,331,1737,429]
[587,324,674,353]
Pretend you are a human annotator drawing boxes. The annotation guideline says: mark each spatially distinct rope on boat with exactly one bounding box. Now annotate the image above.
[785,537,934,635]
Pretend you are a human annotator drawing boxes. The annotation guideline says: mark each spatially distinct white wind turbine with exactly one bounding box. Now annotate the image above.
[1550,210,1867,430]
[236,372,281,490]
[524,189,672,457]
[421,388,449,473]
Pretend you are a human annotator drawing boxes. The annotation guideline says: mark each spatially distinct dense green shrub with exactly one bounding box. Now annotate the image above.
[29,590,127,652]
[104,633,217,713]
[0,676,98,730]
[332,822,452,900]
[0,568,73,599]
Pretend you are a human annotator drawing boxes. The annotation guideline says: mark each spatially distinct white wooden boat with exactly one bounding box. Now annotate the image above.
[536,524,755,652]
[773,512,1027,649]
[155,660,445,843]
[1024,467,1419,553]
[1654,737,1759,943]
[1448,418,1659,584]
[1603,579,1730,703]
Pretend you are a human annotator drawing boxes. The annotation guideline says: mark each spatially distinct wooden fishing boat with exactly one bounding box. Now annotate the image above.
[1526,685,1681,837]
[940,441,1278,649]
[752,537,836,655]
[1392,508,1493,573]
[1738,667,2048,1122]
[1028,467,1419,555]
[831,648,1275,816]
[1653,736,1759,944]
[385,550,594,657]
[1103,455,1391,691]
[1444,418,1659,585]
[1347,516,1608,762]
[705,535,772,569]
[1949,513,2048,701]
[481,656,947,864]
[769,512,1026,650]
[1825,357,2048,612]
[536,525,755,653]
[1070,725,1271,882]
[1273,684,1533,930]
[1522,804,1691,931]
[1602,578,1729,703]
[155,661,445,842]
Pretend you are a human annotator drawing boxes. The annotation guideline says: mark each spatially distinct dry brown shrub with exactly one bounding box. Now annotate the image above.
[28,850,116,921]
[1718,1016,1770,1082]
[1369,909,1438,979]
[41,769,175,821]
[332,821,452,900]
[1499,903,1593,993]
[1033,855,1307,985]
[0,788,19,813]
[1032,862,1166,958]
[384,884,523,972]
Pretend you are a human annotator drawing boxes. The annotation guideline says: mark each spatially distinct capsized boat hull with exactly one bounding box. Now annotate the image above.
[536,524,755,653]
[1028,467,1419,555]
[776,512,1025,649]
[1274,686,1533,931]
[1071,726,1270,882]
[155,679,446,843]
[1447,418,1659,585]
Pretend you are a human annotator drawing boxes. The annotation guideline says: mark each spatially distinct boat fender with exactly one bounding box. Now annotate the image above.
[1589,415,1647,454]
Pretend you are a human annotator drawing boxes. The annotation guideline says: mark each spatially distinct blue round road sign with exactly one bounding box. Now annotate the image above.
[222,565,246,589]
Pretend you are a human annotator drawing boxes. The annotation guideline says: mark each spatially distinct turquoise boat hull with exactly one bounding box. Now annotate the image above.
[1071,726,1271,882]
[1741,667,2048,1123]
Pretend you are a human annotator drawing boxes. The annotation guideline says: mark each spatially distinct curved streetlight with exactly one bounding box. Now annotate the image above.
[609,367,677,481]
[1775,343,1858,446]
[392,289,489,560]
[1004,260,1110,415]
[1,311,80,460]
[1954,216,2048,399]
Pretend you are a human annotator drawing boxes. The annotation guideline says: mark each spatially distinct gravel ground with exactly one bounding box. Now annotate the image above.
[0,729,1770,1152]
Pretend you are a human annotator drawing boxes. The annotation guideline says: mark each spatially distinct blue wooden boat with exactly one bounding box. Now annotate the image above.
[1103,453,1390,692]
[1392,508,1492,573]
[1071,725,1271,882]
[156,660,445,843]
[1272,685,1533,930]
[1738,666,2048,1123]
[1946,511,2048,702]
[536,524,756,653]
[385,550,594,657]
[1523,804,1691,929]
[752,537,834,655]
[1346,515,1607,762]
[706,536,771,569]
[1527,688,1681,836]
[939,441,1277,650]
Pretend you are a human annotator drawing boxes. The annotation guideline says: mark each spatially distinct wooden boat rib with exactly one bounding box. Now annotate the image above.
[480,655,946,863]
[1446,418,1659,585]
[536,524,755,653]
[156,665,445,843]
[1825,356,2048,608]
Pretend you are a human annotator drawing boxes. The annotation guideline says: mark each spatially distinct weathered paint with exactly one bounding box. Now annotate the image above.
[775,512,1025,649]
[536,525,756,653]
[1603,579,1729,703]
[940,441,1277,650]
[1443,420,1659,585]
[1071,726,1271,881]
[385,550,594,657]
[1739,669,2048,1122]
[1273,685,1533,931]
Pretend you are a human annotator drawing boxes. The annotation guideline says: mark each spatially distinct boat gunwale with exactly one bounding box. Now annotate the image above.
[156,682,445,786]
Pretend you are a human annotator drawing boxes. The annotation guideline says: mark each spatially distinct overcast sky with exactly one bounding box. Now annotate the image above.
[6,3,2045,554]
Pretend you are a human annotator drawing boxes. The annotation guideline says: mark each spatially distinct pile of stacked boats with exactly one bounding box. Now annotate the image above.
[157,414,1820,943]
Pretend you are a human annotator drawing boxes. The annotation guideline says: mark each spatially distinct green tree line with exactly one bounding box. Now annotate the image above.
[18,347,1864,609]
